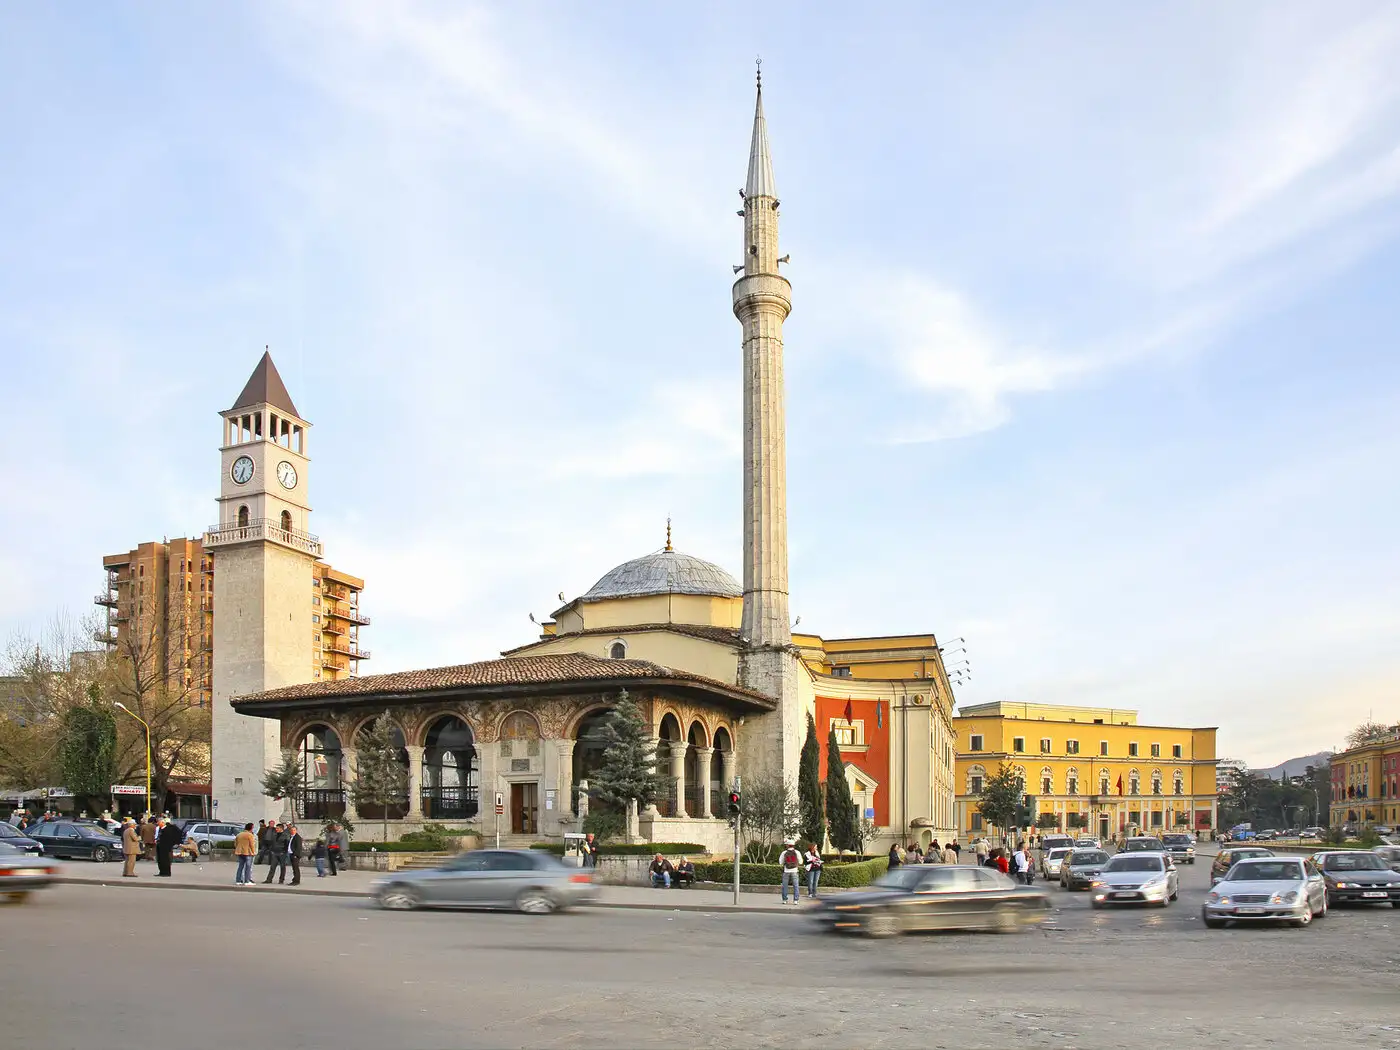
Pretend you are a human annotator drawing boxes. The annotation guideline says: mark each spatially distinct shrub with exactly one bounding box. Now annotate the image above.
[396,823,480,851]
[529,841,707,856]
[582,811,625,842]
[349,840,449,853]
[699,857,888,888]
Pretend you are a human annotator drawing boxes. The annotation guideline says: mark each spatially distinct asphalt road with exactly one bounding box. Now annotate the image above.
[6,853,1400,1050]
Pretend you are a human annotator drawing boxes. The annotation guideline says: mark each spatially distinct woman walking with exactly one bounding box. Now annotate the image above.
[804,842,824,899]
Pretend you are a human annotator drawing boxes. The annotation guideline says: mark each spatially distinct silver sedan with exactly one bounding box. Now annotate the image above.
[1202,856,1327,927]
[371,849,596,914]
[0,841,57,903]
[1090,852,1179,908]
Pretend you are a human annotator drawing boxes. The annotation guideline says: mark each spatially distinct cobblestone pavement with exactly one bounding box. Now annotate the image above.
[8,854,1400,1049]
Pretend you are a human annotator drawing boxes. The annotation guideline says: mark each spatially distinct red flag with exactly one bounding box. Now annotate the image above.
[1116,775,1124,796]
[844,699,854,723]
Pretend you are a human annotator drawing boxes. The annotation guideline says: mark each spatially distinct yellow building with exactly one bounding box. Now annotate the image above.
[1329,729,1400,828]
[954,702,1218,841]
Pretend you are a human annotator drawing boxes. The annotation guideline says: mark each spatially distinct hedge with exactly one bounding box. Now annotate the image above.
[531,842,707,856]
[699,857,888,888]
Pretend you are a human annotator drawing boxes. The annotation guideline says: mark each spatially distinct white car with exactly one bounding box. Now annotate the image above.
[1090,852,1179,908]
[1202,856,1327,927]
[1074,836,1102,849]
[1040,846,1073,879]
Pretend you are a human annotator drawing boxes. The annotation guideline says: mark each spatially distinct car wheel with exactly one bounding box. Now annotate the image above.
[4,891,30,904]
[1203,916,1225,929]
[515,888,557,915]
[1293,907,1312,927]
[91,847,109,863]
[1318,895,1328,918]
[865,911,899,939]
[993,903,1022,933]
[1391,901,1400,910]
[198,840,211,855]
[377,885,421,911]
[1091,898,1104,910]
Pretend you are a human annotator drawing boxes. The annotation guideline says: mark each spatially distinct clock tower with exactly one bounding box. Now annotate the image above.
[208,351,321,822]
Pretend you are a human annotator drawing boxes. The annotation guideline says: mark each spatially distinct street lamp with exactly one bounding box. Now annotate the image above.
[113,703,152,818]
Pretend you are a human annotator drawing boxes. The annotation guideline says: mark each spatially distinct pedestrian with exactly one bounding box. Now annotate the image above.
[333,823,350,873]
[924,843,941,863]
[949,839,961,861]
[943,841,957,865]
[233,822,257,886]
[264,822,289,884]
[312,838,328,878]
[887,843,902,870]
[255,819,272,866]
[325,823,341,876]
[974,838,988,865]
[121,818,140,877]
[287,824,304,886]
[1013,843,1032,885]
[995,849,1010,875]
[804,842,824,899]
[648,853,674,888]
[155,817,181,877]
[140,817,158,862]
[907,843,923,863]
[581,832,599,868]
[779,839,803,905]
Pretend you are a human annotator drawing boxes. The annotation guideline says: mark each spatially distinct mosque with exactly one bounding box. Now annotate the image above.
[215,77,960,851]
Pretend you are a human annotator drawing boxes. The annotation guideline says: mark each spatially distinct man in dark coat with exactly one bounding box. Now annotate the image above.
[154,817,182,877]
[254,819,271,866]
[264,823,289,884]
[286,824,304,886]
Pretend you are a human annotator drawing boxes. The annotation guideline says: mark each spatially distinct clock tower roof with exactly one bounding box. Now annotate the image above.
[230,350,300,418]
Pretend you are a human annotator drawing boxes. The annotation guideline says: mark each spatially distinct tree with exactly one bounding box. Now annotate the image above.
[1174,811,1192,827]
[1346,721,1395,749]
[350,714,409,843]
[59,684,118,814]
[824,728,858,853]
[978,764,1023,844]
[261,751,304,821]
[797,712,825,849]
[741,769,801,863]
[589,691,668,838]
[853,815,880,858]
[1066,813,1088,830]
[1035,812,1061,831]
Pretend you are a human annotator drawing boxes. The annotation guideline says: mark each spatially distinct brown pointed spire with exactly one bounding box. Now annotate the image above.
[230,349,300,417]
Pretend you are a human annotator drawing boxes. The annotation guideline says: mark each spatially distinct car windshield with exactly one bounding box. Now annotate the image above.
[1105,855,1163,873]
[1162,835,1190,845]
[0,824,21,837]
[1323,853,1384,872]
[1125,840,1163,851]
[876,868,928,890]
[1227,861,1303,882]
[1071,851,1109,865]
[1047,848,1072,860]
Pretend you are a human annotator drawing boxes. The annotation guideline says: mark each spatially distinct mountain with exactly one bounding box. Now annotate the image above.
[1252,752,1333,781]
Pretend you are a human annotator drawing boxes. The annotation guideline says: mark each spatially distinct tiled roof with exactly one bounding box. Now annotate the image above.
[231,350,299,417]
[501,622,741,656]
[232,651,772,709]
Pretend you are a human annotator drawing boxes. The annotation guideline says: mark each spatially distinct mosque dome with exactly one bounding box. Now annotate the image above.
[581,549,741,602]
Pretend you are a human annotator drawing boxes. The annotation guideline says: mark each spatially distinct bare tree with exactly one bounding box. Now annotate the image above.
[1346,721,1395,749]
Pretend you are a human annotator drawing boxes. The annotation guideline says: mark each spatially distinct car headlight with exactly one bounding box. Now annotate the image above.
[1089,880,1103,888]
[1215,895,1231,905]
[1205,892,1220,903]
[1273,892,1298,904]
[1333,882,1352,889]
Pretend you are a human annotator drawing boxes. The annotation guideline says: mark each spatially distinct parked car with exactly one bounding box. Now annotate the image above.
[21,820,123,862]
[815,863,1050,937]
[1040,847,1073,879]
[1159,833,1196,865]
[1211,846,1275,883]
[1090,852,1179,908]
[1374,826,1395,837]
[1202,856,1327,928]
[372,849,595,913]
[1315,850,1400,907]
[1374,846,1400,874]
[181,822,243,854]
[1060,848,1111,890]
[0,821,44,855]
[1122,836,1166,853]
[0,841,57,903]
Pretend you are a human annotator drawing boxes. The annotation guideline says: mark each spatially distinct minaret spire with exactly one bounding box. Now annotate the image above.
[747,60,776,199]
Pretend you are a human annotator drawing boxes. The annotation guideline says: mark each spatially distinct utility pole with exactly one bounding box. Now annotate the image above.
[731,774,742,906]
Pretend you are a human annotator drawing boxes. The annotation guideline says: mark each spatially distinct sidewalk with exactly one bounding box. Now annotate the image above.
[50,859,817,913]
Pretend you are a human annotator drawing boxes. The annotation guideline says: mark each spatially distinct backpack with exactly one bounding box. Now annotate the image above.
[781,848,800,869]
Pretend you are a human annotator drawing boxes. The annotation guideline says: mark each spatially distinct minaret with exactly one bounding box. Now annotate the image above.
[733,70,802,778]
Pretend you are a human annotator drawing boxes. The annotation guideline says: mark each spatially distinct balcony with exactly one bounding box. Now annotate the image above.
[94,593,117,607]
[93,630,118,647]
[322,657,348,673]
[326,605,371,626]
[200,597,214,612]
[321,620,344,635]
[325,639,372,660]
[204,518,322,557]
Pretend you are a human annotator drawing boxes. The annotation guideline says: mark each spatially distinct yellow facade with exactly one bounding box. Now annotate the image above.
[954,702,1218,840]
[1329,730,1400,828]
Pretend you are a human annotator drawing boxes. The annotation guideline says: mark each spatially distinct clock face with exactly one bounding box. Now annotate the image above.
[231,456,255,485]
[277,461,298,490]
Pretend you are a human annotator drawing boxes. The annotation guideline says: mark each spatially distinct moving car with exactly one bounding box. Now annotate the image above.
[1314,850,1400,907]
[1255,829,1277,841]
[1060,848,1111,890]
[1040,846,1073,879]
[1160,833,1196,864]
[0,841,57,903]
[1122,836,1166,853]
[1373,845,1400,873]
[0,822,44,854]
[1211,846,1274,883]
[815,863,1050,937]
[1202,856,1327,928]
[21,820,122,862]
[1039,834,1074,854]
[1090,852,1178,908]
[1074,836,1102,849]
[1300,827,1324,840]
[372,849,595,913]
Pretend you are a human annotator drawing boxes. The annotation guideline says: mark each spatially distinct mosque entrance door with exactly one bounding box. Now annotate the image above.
[511,783,538,835]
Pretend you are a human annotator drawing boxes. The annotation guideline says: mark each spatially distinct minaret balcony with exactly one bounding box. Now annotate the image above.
[204,518,322,557]
[94,593,118,608]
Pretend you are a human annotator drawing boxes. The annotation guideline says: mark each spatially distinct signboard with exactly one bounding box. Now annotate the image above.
[494,791,505,815]
[46,788,73,799]
[111,785,145,796]
[545,789,556,812]
[864,807,875,819]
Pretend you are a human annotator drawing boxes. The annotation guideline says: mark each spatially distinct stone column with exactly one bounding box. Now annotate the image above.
[406,745,424,820]
[719,749,736,794]
[694,746,715,818]
[341,747,360,823]
[556,740,576,821]
[642,736,663,820]
[670,741,689,819]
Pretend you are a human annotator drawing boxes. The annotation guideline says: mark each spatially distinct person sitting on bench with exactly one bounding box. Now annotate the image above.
[673,856,695,888]
[648,853,674,888]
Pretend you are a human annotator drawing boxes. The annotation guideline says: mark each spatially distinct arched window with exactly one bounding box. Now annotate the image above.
[1100,773,1111,796]
[280,510,292,534]
[422,716,477,819]
[573,707,616,815]
[354,720,409,820]
[299,726,344,819]
[1040,766,1054,795]
[1066,768,1079,795]
[1011,766,1027,794]
[237,505,249,528]
[608,640,627,659]
[967,764,987,794]
[1173,770,1184,795]
[1150,769,1163,796]
[1129,770,1141,796]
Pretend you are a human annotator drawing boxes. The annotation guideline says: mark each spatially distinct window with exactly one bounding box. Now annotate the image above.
[1172,744,1183,759]
[1129,743,1139,757]
[834,723,859,747]
[1067,775,1079,795]
[1040,738,1052,754]
[237,505,249,528]
[831,666,852,678]
[313,596,320,606]
[1151,771,1163,795]
[1173,772,1184,795]
[970,775,984,794]
[1151,743,1161,758]
[969,734,984,752]
[1041,776,1052,794]
[1150,811,1163,828]
[312,614,319,623]
[1100,741,1109,756]
[608,640,627,660]
[1129,772,1140,795]
[1012,737,1025,753]
[1066,740,1080,755]
[970,813,984,831]
[1100,775,1111,795]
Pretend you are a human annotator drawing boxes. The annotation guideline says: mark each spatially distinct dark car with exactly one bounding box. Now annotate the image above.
[1122,837,1166,853]
[1060,848,1111,890]
[23,820,122,862]
[1211,846,1274,883]
[1315,850,1400,907]
[0,822,44,855]
[815,863,1050,937]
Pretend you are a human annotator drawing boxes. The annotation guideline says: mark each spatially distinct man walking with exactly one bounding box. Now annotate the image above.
[264,822,289,884]
[155,817,181,877]
[121,818,140,877]
[779,839,803,906]
[233,822,257,886]
[287,824,304,886]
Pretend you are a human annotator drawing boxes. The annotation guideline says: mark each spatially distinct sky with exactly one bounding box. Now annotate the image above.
[2,3,1398,769]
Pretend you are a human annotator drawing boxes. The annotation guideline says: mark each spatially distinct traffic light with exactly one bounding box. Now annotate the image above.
[727,790,741,818]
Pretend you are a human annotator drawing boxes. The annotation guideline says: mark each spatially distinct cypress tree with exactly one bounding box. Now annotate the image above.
[798,712,825,848]
[825,727,857,853]
[591,690,669,817]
